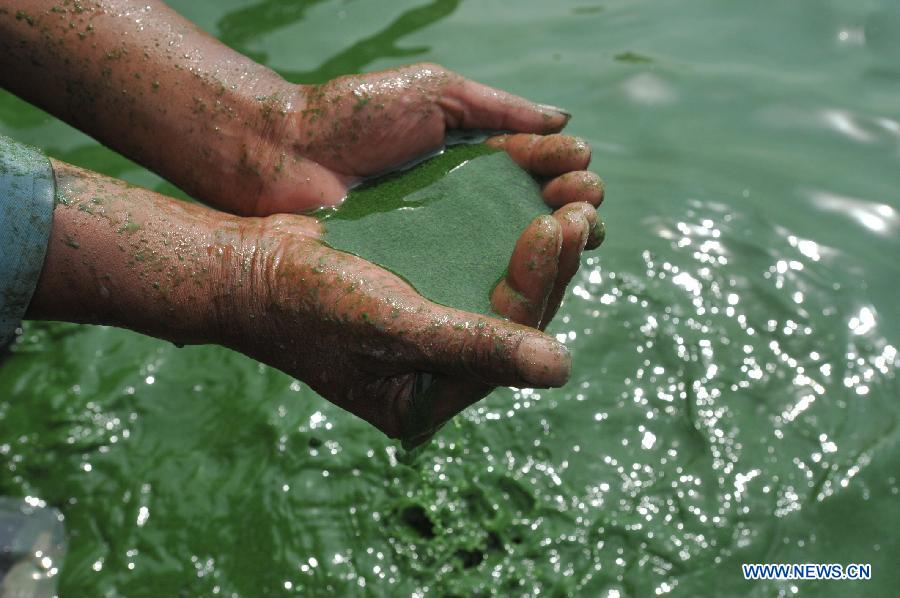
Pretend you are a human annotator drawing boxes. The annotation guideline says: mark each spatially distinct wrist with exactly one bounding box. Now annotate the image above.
[205,213,321,349]
[27,160,247,346]
[208,81,308,215]
[202,217,271,348]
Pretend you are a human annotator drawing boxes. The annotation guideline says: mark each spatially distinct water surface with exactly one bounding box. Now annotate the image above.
[1,0,898,596]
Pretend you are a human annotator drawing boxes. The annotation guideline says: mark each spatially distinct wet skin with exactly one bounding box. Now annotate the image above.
[26,157,604,441]
[0,1,603,215]
[3,0,607,441]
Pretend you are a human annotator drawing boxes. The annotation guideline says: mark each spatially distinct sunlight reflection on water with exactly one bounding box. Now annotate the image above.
[0,0,898,595]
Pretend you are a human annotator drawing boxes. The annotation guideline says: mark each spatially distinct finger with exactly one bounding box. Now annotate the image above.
[406,307,572,390]
[586,214,606,251]
[254,159,355,215]
[308,241,570,389]
[486,133,591,177]
[541,203,594,329]
[542,171,605,208]
[439,74,570,134]
[490,215,561,327]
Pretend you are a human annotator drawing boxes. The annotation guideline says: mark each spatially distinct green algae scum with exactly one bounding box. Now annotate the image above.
[2,0,900,596]
[321,144,547,316]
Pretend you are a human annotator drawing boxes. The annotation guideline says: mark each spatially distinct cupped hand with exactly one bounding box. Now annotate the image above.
[229,66,608,444]
[248,63,604,215]
[223,195,603,444]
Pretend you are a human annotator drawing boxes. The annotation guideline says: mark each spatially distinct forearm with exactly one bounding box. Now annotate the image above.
[0,0,297,213]
[26,159,249,345]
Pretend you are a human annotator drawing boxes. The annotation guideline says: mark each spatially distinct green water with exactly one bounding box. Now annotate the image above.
[322,144,547,316]
[1,0,898,596]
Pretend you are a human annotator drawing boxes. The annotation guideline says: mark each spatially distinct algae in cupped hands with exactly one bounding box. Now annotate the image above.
[320,144,549,316]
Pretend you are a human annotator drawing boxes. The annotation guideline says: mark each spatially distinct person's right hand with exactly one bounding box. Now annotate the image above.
[29,158,602,446]
[0,4,604,218]
[219,200,602,444]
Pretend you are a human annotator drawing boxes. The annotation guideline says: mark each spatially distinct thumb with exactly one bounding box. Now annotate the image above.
[405,306,572,389]
[397,321,569,449]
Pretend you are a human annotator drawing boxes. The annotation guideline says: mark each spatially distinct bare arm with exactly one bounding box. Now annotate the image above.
[0,1,588,216]
[0,1,293,213]
[25,159,580,440]
[26,159,254,344]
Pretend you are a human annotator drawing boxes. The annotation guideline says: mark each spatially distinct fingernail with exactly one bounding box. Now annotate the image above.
[586,217,606,250]
[538,103,572,120]
[516,335,571,387]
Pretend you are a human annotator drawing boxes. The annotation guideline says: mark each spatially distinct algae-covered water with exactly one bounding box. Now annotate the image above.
[1,0,899,596]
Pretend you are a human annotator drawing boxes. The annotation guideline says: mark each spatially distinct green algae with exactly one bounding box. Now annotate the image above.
[2,1,900,596]
[320,144,548,316]
[614,51,654,64]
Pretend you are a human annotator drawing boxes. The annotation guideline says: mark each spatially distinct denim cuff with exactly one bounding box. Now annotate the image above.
[0,134,55,347]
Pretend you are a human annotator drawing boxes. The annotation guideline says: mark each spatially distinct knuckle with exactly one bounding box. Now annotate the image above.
[412,62,449,81]
[463,323,517,378]
[416,61,445,71]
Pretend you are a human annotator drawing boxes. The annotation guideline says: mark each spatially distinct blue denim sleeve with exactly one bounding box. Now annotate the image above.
[0,134,55,347]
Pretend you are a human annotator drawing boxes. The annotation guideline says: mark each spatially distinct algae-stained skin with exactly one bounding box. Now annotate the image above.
[321,144,549,316]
